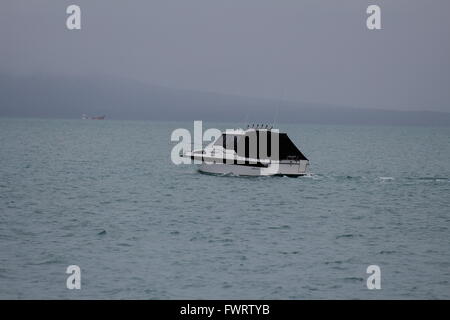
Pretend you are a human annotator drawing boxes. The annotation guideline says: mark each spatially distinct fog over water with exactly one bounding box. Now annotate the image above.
[1,1,450,299]
[1,0,450,121]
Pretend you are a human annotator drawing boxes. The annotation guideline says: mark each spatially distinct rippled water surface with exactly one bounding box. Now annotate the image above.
[1,118,449,299]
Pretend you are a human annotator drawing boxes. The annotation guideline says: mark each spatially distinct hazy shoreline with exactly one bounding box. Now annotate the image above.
[2,74,450,127]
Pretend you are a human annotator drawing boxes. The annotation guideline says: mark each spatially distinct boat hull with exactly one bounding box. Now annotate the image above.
[198,161,308,177]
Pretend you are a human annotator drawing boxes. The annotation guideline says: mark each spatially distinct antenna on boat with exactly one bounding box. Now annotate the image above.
[243,114,249,131]
[272,88,286,130]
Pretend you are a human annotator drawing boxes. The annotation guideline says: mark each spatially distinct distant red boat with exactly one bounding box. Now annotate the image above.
[82,114,105,120]
[91,115,105,120]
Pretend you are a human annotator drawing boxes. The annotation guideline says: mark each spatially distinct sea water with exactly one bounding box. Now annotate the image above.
[0,118,449,299]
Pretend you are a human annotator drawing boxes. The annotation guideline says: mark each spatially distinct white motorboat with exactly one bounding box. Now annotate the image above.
[183,126,309,176]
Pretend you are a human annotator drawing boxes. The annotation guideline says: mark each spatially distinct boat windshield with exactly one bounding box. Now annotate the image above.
[214,134,241,151]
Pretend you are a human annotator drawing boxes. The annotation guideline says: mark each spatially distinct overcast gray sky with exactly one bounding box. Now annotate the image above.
[1,0,450,111]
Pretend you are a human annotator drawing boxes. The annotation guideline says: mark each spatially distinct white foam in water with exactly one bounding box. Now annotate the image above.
[378,177,395,181]
[303,173,321,180]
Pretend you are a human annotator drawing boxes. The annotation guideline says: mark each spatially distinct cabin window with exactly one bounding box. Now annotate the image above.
[245,136,249,164]
[215,134,240,151]
[214,135,224,147]
[233,136,238,164]
[256,130,259,159]
[222,134,227,149]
